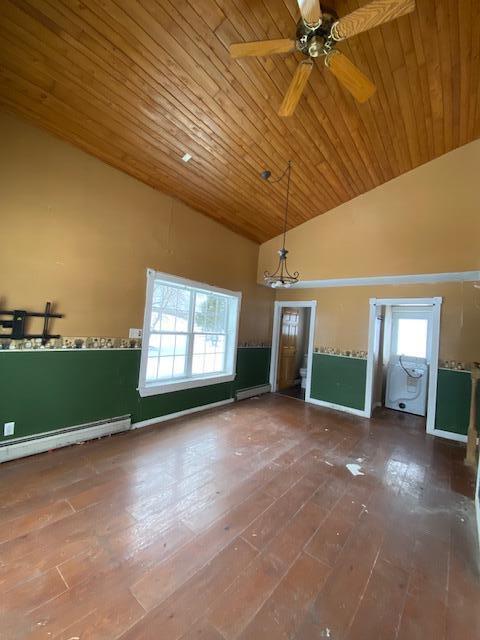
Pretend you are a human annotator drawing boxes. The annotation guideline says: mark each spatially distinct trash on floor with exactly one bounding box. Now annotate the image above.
[346,463,365,476]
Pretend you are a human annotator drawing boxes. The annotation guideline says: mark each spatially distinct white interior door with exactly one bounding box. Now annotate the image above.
[386,306,432,417]
[365,297,442,434]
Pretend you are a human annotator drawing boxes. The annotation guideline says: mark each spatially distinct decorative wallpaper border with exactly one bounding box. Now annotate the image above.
[0,336,142,351]
[238,342,271,348]
[1,337,473,371]
[314,346,368,359]
[438,360,472,372]
[0,337,272,351]
[313,346,474,371]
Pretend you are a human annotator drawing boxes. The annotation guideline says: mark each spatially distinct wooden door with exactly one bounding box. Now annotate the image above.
[277,308,300,389]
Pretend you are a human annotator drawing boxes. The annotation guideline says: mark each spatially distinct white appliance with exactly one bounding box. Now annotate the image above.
[385,355,429,416]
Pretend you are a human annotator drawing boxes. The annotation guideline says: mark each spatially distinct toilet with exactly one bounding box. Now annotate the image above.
[299,354,308,389]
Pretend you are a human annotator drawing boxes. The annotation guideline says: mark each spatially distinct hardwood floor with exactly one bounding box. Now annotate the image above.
[278,383,306,401]
[0,395,478,639]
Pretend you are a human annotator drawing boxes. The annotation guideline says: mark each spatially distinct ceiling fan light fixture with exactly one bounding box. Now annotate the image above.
[229,0,416,115]
[262,161,300,289]
[303,17,322,31]
[330,21,344,41]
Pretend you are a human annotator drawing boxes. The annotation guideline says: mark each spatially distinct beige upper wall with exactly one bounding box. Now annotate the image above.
[0,111,273,342]
[275,282,480,363]
[258,139,480,282]
[263,139,480,364]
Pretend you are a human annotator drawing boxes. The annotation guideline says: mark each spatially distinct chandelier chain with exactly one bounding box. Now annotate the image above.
[262,160,300,288]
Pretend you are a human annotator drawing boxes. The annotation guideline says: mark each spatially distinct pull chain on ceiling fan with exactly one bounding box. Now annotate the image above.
[230,0,416,116]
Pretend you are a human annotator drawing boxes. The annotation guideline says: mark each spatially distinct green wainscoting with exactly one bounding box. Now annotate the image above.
[310,353,367,411]
[234,347,271,393]
[0,350,137,441]
[309,355,477,436]
[2,347,475,444]
[132,382,233,424]
[435,368,479,436]
[0,347,270,442]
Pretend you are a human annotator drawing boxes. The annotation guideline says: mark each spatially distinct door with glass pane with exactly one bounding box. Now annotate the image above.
[390,306,431,362]
[277,308,300,390]
[386,306,431,416]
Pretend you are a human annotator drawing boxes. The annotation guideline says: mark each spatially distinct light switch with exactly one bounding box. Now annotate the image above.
[129,328,142,339]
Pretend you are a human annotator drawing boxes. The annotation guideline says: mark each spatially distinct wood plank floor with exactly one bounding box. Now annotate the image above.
[0,394,478,639]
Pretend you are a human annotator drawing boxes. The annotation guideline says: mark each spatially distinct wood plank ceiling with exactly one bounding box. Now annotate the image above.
[0,0,479,243]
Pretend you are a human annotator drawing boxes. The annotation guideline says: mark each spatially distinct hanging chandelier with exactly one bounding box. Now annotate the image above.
[262,160,300,288]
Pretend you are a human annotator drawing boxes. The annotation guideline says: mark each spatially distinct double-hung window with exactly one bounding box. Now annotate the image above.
[138,270,241,396]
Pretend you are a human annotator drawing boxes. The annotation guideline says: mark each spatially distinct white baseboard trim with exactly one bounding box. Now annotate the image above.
[429,428,468,443]
[236,384,271,401]
[307,397,368,418]
[131,398,234,430]
[0,416,131,464]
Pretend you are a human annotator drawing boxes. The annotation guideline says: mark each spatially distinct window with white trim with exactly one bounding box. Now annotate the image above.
[138,270,241,396]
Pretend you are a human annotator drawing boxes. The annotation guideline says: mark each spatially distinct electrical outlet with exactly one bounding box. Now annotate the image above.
[4,422,14,437]
[129,328,142,339]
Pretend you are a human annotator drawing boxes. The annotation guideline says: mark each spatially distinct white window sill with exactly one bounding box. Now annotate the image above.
[138,372,236,397]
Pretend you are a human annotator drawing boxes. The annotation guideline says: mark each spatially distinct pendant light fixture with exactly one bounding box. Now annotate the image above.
[262,160,299,288]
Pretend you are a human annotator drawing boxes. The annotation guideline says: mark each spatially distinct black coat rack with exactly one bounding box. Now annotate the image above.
[0,302,63,345]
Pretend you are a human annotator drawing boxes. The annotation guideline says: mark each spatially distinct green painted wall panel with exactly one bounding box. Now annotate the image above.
[310,353,366,411]
[309,355,476,435]
[0,351,136,440]
[0,347,271,442]
[131,382,232,423]
[233,347,270,392]
[3,347,474,444]
[435,368,479,435]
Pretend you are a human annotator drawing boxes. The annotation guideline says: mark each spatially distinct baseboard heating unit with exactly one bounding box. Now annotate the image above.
[235,384,271,401]
[0,415,131,463]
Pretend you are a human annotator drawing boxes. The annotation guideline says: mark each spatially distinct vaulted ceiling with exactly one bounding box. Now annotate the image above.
[0,1,479,242]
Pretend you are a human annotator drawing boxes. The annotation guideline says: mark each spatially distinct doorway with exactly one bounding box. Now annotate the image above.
[365,297,442,435]
[269,301,316,403]
[385,306,432,416]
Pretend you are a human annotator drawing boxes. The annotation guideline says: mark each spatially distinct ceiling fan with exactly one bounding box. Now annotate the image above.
[230,0,415,116]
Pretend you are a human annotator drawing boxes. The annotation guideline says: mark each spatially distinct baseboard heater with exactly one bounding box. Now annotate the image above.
[0,415,131,464]
[235,384,271,401]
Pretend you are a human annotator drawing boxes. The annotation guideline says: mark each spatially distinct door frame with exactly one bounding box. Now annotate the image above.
[365,297,442,436]
[269,300,317,402]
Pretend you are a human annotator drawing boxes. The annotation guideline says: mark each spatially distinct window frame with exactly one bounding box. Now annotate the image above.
[138,269,241,397]
[391,306,432,362]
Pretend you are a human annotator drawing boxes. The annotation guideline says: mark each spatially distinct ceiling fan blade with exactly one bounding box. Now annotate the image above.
[297,0,322,27]
[230,39,296,59]
[332,0,415,41]
[325,50,376,103]
[278,60,313,117]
